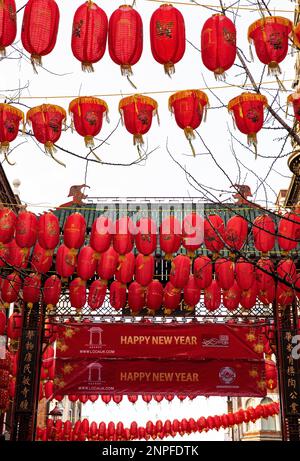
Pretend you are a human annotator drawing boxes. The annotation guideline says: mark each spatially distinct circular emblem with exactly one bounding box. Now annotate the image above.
[219,366,236,385]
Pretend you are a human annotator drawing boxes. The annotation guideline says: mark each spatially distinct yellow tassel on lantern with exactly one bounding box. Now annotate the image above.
[164,62,175,77]
[133,133,144,146]
[121,64,133,76]
[84,135,95,148]
[0,47,6,57]
[81,62,94,73]
[267,61,281,76]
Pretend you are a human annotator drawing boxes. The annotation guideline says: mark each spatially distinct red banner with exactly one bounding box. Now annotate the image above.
[56,322,264,361]
[53,359,267,397]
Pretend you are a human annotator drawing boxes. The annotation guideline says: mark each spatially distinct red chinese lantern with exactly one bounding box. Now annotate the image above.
[16,210,38,249]
[0,310,6,335]
[31,242,53,273]
[6,239,29,268]
[183,275,200,312]
[170,254,190,288]
[248,16,293,75]
[204,280,221,311]
[163,281,181,314]
[68,395,78,403]
[240,282,257,310]
[128,281,145,315]
[159,216,181,259]
[193,255,212,289]
[108,5,143,76]
[113,217,134,255]
[88,279,107,311]
[128,395,138,404]
[256,258,275,304]
[228,93,268,149]
[277,212,300,252]
[110,280,126,310]
[7,312,22,339]
[276,258,296,306]
[71,1,108,72]
[77,246,97,280]
[43,275,61,311]
[135,217,157,255]
[223,281,241,311]
[265,359,277,390]
[142,394,152,404]
[56,244,76,278]
[23,273,41,308]
[44,380,54,400]
[69,97,108,148]
[168,90,209,156]
[116,252,135,284]
[146,279,163,314]
[89,395,99,403]
[215,258,234,290]
[235,258,255,290]
[150,4,185,76]
[0,244,9,268]
[69,278,86,311]
[135,254,154,286]
[182,212,204,257]
[253,215,276,253]
[37,212,60,250]
[63,213,86,251]
[90,215,112,254]
[0,207,16,245]
[97,245,119,281]
[0,105,24,159]
[154,394,164,403]
[201,14,236,78]
[0,0,17,56]
[44,320,58,344]
[225,215,248,251]
[204,214,225,253]
[119,95,158,146]
[287,93,300,122]
[26,104,66,164]
[21,0,60,68]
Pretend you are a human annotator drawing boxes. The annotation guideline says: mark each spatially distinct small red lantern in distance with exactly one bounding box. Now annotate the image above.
[119,94,158,146]
[63,212,86,251]
[69,97,108,149]
[37,212,60,250]
[0,0,17,56]
[252,214,276,253]
[201,14,236,78]
[21,0,60,69]
[248,16,293,75]
[228,93,268,151]
[159,215,181,259]
[0,207,16,245]
[15,210,38,250]
[108,5,143,77]
[26,104,66,165]
[168,90,209,156]
[287,93,300,123]
[0,104,24,158]
[110,280,127,311]
[150,4,185,76]
[71,1,108,72]
[135,217,157,256]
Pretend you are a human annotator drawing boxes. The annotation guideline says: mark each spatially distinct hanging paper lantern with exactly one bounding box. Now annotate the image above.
[63,213,86,251]
[159,215,181,259]
[150,4,185,76]
[88,279,107,311]
[71,2,108,72]
[276,258,296,306]
[163,281,181,314]
[146,279,163,314]
[128,395,138,404]
[116,252,135,284]
[0,244,9,268]
[215,258,234,290]
[26,104,66,164]
[43,275,61,311]
[235,258,255,290]
[113,217,134,255]
[97,245,119,281]
[287,93,300,123]
[248,16,293,75]
[110,280,126,310]
[201,14,236,78]
[69,97,108,148]
[21,0,60,68]
[223,281,241,311]
[0,272,21,308]
[90,215,113,254]
[256,258,275,304]
[204,280,221,311]
[253,215,276,253]
[128,281,145,315]
[6,239,29,268]
[135,254,154,286]
[56,244,76,278]
[23,273,41,308]
[204,214,225,253]
[0,207,16,246]
[116,421,124,441]
[7,312,22,339]
[16,210,38,250]
[240,282,257,310]
[228,93,268,149]
[108,5,143,76]
[182,212,204,257]
[277,212,300,252]
[193,255,212,289]
[68,395,78,403]
[170,254,190,288]
[77,246,97,280]
[37,212,60,250]
[0,0,17,56]
[265,359,277,390]
[119,95,158,146]
[0,104,24,159]
[135,217,157,255]
[225,215,248,252]
[183,275,200,312]
[31,242,53,273]
[89,395,99,403]
[69,277,86,311]
[168,90,209,156]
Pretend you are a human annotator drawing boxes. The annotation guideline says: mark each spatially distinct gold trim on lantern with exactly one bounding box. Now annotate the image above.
[248,16,293,42]
[119,94,158,113]
[27,104,67,123]
[69,97,108,115]
[228,92,268,112]
[168,90,209,112]
[0,104,24,122]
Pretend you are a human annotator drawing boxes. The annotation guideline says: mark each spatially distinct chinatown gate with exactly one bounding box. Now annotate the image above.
[2,197,300,441]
